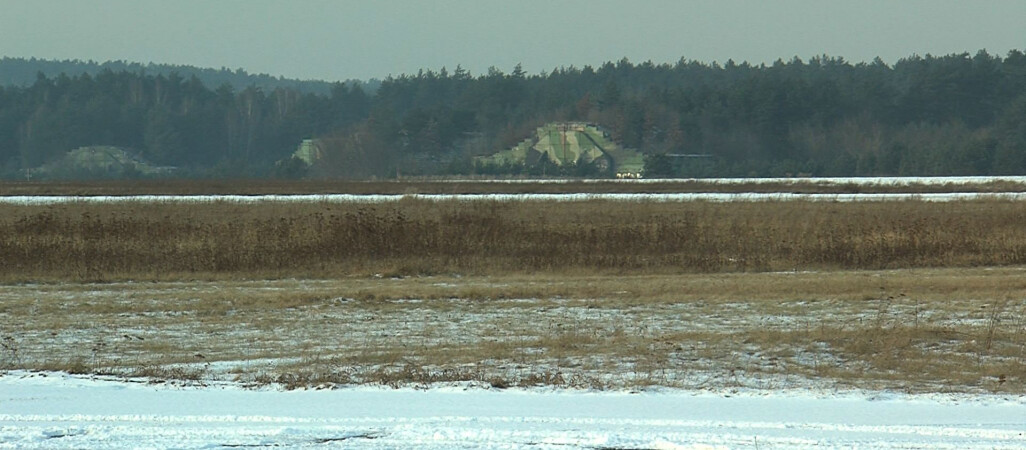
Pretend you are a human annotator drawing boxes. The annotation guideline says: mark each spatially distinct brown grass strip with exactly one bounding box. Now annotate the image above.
[1,199,1026,281]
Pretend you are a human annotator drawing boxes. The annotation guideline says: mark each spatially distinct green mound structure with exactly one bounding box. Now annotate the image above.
[479,123,644,177]
[292,139,325,166]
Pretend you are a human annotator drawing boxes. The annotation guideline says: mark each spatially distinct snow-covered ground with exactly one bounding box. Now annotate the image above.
[452,176,1026,185]
[4,176,1026,204]
[4,191,1026,205]
[1,371,1023,449]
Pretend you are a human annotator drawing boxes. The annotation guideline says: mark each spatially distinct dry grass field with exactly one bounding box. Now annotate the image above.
[1,195,1025,392]
[1,270,1023,393]
[2,199,1026,281]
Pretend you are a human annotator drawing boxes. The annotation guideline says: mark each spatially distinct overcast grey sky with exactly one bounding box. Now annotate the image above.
[2,0,1025,81]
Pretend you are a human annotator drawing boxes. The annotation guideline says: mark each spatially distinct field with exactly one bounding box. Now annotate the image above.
[4,197,1026,280]
[3,182,1026,447]
[2,269,1025,394]
[1,189,1025,395]
[5,176,1026,196]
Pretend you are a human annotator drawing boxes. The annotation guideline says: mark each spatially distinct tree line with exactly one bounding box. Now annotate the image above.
[0,57,375,95]
[1,50,1025,179]
[0,70,371,177]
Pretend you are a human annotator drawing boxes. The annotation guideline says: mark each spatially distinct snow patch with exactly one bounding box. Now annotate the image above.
[1,371,1024,449]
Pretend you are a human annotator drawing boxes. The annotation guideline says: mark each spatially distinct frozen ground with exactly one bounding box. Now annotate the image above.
[5,276,1024,393]
[4,191,1026,204]
[4,175,1026,205]
[4,273,1025,392]
[1,371,1023,449]
[444,176,1026,185]
[3,272,1025,447]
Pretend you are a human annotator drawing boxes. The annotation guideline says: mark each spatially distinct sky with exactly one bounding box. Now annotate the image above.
[2,0,1025,82]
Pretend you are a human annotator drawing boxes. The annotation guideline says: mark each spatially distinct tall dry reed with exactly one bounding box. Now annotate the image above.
[1,199,1025,281]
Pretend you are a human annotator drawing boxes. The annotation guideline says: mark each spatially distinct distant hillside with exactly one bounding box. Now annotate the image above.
[0,57,380,95]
